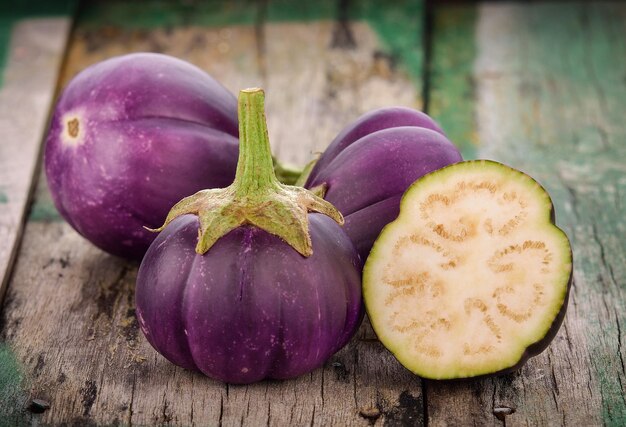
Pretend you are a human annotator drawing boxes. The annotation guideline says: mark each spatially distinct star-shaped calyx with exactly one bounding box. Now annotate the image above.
[149,88,343,257]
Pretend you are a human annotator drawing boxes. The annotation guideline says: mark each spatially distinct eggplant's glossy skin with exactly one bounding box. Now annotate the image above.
[45,53,239,260]
[310,107,446,175]
[305,108,462,260]
[135,214,363,384]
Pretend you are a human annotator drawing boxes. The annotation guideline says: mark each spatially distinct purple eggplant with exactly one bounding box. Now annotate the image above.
[44,53,240,260]
[136,89,363,383]
[304,108,463,260]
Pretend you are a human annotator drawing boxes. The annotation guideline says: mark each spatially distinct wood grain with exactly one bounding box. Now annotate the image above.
[0,1,426,424]
[5,1,622,425]
[264,20,419,166]
[426,3,626,426]
[0,18,71,304]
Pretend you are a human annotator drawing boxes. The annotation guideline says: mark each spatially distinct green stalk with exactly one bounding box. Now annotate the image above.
[233,89,280,195]
[150,88,343,257]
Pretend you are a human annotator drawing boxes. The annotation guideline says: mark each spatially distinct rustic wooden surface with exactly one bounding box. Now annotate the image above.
[0,17,71,308]
[427,3,626,426]
[0,0,624,425]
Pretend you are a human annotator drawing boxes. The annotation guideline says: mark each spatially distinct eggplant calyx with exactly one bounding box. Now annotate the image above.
[272,158,303,185]
[308,182,328,198]
[149,88,343,257]
[293,155,320,187]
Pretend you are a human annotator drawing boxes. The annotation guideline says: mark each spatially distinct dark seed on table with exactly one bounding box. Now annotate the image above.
[28,399,51,414]
[493,406,516,421]
[359,406,381,420]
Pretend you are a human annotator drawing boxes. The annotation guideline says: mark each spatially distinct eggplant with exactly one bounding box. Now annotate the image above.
[136,89,363,383]
[363,160,573,379]
[304,107,462,260]
[44,53,240,260]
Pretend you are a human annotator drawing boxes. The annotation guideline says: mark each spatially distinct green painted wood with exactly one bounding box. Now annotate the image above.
[77,0,259,28]
[73,0,425,99]
[266,0,426,89]
[428,4,477,159]
[0,343,29,422]
[426,2,625,426]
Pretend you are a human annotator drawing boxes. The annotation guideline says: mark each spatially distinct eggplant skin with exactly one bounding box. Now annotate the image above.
[306,108,462,260]
[135,214,363,384]
[44,53,239,260]
[308,107,446,178]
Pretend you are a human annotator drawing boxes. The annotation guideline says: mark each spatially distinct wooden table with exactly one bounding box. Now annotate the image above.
[1,1,624,425]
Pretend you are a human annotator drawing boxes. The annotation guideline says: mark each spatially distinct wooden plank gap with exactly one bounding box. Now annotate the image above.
[0,17,74,307]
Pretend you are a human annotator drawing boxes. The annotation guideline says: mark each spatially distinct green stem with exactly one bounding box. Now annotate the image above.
[233,88,280,196]
[151,87,343,256]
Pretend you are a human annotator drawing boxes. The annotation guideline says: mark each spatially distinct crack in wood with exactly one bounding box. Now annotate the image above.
[615,313,626,399]
[218,394,224,427]
[128,371,136,426]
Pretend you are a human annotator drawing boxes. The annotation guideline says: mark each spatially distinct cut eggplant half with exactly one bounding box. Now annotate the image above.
[363,160,572,380]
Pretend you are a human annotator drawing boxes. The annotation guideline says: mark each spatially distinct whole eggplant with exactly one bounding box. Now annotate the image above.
[136,88,363,383]
[136,214,362,383]
[44,53,240,260]
[304,108,463,260]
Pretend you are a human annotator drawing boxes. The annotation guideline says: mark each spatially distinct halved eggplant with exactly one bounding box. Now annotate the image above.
[363,160,572,379]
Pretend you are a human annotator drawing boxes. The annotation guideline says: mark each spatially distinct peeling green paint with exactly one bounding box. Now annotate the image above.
[0,193,7,204]
[78,0,258,28]
[28,200,62,222]
[266,0,425,89]
[76,0,425,97]
[0,343,27,421]
[360,1,425,90]
[29,175,63,222]
[428,4,477,159]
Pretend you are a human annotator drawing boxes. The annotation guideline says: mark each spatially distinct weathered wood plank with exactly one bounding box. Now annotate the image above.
[1,1,427,424]
[427,4,477,160]
[263,19,421,170]
[0,17,72,304]
[263,0,425,165]
[426,2,626,425]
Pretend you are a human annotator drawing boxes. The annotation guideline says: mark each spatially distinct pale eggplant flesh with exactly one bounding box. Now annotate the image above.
[363,160,573,380]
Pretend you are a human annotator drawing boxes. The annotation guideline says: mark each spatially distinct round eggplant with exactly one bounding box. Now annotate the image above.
[363,160,573,380]
[136,89,363,383]
[304,107,462,260]
[44,53,240,260]
[137,213,362,383]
